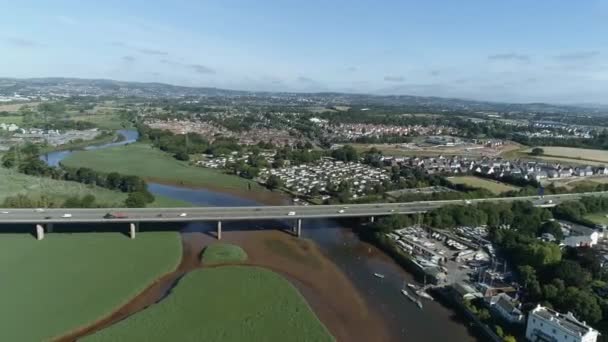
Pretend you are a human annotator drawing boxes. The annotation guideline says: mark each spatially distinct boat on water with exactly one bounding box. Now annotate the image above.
[373,273,385,279]
[416,289,434,301]
[407,283,419,290]
[401,283,424,309]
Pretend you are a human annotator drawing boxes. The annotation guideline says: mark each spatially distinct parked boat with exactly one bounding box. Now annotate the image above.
[416,290,434,301]
[373,273,385,279]
[407,283,419,290]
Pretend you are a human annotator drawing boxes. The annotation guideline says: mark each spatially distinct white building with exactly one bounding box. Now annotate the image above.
[525,305,599,342]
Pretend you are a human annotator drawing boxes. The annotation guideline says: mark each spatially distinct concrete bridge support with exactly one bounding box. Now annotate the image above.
[370,216,375,223]
[217,221,222,240]
[47,223,53,233]
[129,223,138,239]
[36,224,44,240]
[296,219,302,237]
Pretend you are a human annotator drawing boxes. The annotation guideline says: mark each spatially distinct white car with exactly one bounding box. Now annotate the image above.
[287,211,296,216]
[35,208,45,213]
[62,213,72,218]
[1,211,9,214]
[338,209,345,214]
[179,213,188,217]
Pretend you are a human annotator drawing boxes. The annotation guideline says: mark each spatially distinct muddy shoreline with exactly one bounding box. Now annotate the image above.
[57,230,393,342]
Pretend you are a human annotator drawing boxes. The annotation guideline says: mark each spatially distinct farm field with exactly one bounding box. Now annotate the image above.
[0,167,189,207]
[525,146,608,164]
[85,266,334,342]
[0,232,182,341]
[62,143,265,191]
[448,176,519,194]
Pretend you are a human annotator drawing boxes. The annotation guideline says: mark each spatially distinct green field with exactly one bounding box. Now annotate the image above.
[584,213,608,226]
[201,243,248,264]
[62,143,264,191]
[0,167,189,207]
[448,176,519,194]
[85,266,334,342]
[71,113,131,130]
[0,232,182,341]
[0,115,23,124]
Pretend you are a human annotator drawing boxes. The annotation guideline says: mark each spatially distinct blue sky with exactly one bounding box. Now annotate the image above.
[0,0,607,103]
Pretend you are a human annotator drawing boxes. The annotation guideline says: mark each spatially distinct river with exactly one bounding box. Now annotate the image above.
[45,130,477,342]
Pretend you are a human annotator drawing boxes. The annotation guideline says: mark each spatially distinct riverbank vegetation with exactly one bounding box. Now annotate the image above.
[200,243,248,264]
[0,232,182,341]
[84,266,334,342]
[0,163,187,208]
[62,142,265,191]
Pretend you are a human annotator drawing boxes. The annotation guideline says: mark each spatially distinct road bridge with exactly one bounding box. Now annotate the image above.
[2,191,606,240]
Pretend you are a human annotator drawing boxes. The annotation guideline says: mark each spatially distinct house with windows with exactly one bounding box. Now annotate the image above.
[525,305,598,342]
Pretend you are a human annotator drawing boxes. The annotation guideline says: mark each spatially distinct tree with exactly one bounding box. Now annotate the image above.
[554,260,592,287]
[555,287,602,323]
[494,325,504,338]
[531,147,544,156]
[266,175,283,190]
[503,335,517,342]
[125,192,148,208]
[174,151,189,161]
[106,172,122,190]
[540,221,564,241]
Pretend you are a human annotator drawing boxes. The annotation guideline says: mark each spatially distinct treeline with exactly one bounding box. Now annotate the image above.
[1,144,154,207]
[553,196,608,226]
[2,194,110,208]
[513,131,608,150]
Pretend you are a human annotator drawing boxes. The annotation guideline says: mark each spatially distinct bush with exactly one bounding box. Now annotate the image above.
[200,244,247,265]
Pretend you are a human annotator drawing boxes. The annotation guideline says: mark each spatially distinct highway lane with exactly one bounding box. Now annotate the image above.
[0,191,605,224]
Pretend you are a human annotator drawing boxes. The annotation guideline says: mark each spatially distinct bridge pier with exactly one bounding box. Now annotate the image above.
[296,219,302,237]
[217,221,222,240]
[370,216,375,223]
[36,224,44,240]
[47,223,53,233]
[129,223,138,239]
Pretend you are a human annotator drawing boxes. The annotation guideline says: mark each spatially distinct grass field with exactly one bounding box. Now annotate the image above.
[201,243,248,264]
[72,113,131,130]
[584,213,608,226]
[62,143,264,191]
[0,167,189,207]
[448,176,519,194]
[0,232,182,341]
[526,146,608,164]
[85,266,334,342]
[0,115,23,124]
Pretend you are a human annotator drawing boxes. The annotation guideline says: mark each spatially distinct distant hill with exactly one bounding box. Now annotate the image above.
[0,77,604,115]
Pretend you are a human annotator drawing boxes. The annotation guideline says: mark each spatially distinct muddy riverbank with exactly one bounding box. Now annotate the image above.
[58,229,393,342]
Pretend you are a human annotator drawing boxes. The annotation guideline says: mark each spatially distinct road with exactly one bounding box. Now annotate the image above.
[0,191,605,224]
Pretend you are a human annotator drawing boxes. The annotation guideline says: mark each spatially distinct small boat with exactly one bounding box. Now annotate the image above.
[373,273,385,279]
[416,300,423,309]
[401,289,409,297]
[416,290,434,301]
[407,283,419,290]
